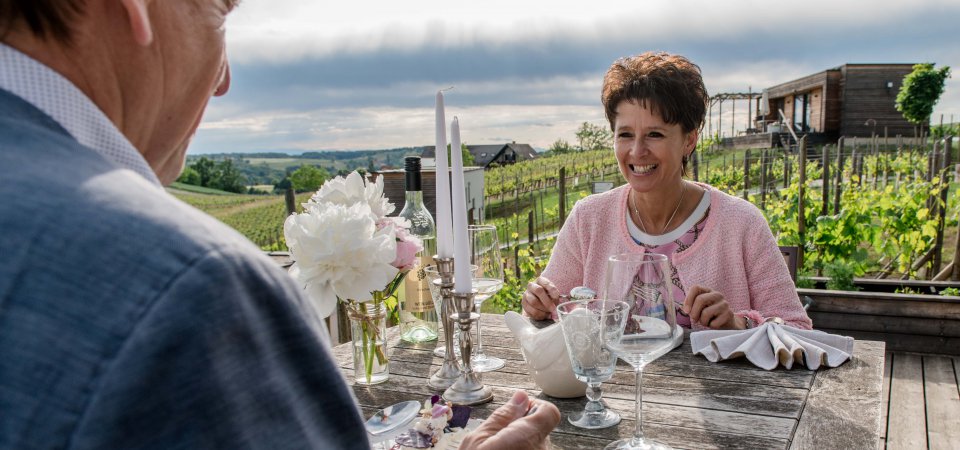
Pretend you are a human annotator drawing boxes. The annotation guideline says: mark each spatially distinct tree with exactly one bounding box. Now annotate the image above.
[192,156,216,187]
[445,143,475,166]
[575,122,612,151]
[895,63,951,134]
[176,166,201,185]
[460,143,475,166]
[548,138,574,155]
[274,177,293,192]
[208,159,246,193]
[290,164,330,192]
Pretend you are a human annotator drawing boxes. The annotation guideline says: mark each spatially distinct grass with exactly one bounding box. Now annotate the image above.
[249,185,275,193]
[168,181,239,195]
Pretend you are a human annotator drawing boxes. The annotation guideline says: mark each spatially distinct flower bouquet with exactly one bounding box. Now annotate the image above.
[284,171,422,384]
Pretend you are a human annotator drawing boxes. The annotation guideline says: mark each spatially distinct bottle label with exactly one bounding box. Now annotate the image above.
[404,252,436,312]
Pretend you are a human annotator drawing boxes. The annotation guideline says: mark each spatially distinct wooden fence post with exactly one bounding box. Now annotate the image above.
[514,246,521,279]
[514,174,521,244]
[527,210,535,251]
[692,150,700,181]
[873,148,880,188]
[335,302,350,344]
[784,152,792,188]
[743,150,751,200]
[854,149,862,186]
[821,145,830,216]
[934,139,950,275]
[539,189,545,233]
[759,150,768,210]
[882,154,889,189]
[797,136,807,271]
[285,187,297,216]
[926,147,937,212]
[559,166,567,226]
[834,137,844,214]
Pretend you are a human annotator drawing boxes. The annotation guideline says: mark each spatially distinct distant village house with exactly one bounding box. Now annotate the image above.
[421,142,538,168]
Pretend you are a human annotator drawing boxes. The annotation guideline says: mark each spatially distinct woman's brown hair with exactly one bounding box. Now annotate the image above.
[601,51,709,134]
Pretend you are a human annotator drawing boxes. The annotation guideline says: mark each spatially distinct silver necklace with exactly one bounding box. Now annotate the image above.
[632,183,686,235]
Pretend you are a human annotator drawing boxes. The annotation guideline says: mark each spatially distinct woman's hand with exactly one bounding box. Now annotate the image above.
[521,276,561,320]
[681,285,744,330]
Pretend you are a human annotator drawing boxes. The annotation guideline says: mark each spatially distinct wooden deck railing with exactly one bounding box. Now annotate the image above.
[803,288,960,355]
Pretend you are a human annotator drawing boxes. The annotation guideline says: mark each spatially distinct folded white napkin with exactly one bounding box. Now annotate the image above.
[690,322,854,370]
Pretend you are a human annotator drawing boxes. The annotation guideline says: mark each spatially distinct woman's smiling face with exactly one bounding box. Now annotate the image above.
[613,99,697,195]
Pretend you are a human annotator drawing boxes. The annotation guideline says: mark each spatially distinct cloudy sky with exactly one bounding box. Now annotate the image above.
[189,0,960,154]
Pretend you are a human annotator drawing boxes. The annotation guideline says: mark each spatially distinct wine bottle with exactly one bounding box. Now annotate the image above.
[398,156,439,343]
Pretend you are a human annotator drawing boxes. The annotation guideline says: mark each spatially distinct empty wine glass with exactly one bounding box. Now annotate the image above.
[556,299,629,429]
[467,224,506,372]
[604,253,678,450]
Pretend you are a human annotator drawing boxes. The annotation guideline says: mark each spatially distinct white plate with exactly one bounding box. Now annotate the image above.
[365,401,422,436]
[373,418,483,450]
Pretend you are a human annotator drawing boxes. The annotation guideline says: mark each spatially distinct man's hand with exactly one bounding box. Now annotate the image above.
[521,277,561,320]
[460,390,560,449]
[682,285,742,330]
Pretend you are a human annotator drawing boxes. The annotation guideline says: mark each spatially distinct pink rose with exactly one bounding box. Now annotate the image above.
[390,222,422,271]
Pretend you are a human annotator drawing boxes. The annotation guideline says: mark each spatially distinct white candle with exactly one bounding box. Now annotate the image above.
[449,117,471,293]
[434,91,453,258]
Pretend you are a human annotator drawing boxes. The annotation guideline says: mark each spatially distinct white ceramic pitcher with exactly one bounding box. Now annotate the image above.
[504,311,585,398]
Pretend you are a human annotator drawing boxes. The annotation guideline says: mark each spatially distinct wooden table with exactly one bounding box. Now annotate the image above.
[331,314,885,449]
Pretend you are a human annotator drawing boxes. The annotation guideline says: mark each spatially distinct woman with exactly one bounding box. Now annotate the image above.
[522,51,811,330]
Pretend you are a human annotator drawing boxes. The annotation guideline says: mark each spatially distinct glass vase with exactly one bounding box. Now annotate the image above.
[348,300,390,385]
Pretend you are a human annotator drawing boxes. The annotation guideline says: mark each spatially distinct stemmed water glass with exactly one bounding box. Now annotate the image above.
[467,224,506,372]
[603,253,678,450]
[556,299,629,429]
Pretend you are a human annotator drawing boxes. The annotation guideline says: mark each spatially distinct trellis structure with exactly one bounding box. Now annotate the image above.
[706,91,764,141]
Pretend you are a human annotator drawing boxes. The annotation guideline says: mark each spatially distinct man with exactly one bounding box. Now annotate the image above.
[0,1,560,448]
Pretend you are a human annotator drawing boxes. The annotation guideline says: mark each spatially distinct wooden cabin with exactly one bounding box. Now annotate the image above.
[763,63,916,137]
[721,63,918,150]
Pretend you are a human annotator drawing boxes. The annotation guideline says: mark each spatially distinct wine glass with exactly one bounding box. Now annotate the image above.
[556,299,630,429]
[467,224,506,372]
[603,253,678,450]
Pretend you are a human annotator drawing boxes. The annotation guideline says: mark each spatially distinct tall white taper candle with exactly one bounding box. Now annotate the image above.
[449,117,471,293]
[434,91,453,258]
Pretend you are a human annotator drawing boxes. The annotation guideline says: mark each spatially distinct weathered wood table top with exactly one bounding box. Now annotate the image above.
[330,314,885,450]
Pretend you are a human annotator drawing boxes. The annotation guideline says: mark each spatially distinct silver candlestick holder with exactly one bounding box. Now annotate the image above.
[442,289,493,405]
[428,257,461,390]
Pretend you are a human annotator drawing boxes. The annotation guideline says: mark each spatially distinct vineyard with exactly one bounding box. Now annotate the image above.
[703,139,956,282]
[171,137,960,313]
[482,150,621,250]
[486,137,960,312]
[169,185,311,251]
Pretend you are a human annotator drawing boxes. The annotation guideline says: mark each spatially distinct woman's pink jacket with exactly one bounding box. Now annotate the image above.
[542,183,812,330]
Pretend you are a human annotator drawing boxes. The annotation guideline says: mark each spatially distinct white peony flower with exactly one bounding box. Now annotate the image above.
[310,171,394,220]
[284,200,399,318]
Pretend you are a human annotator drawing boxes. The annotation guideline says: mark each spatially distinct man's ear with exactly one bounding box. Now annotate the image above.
[120,0,153,46]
